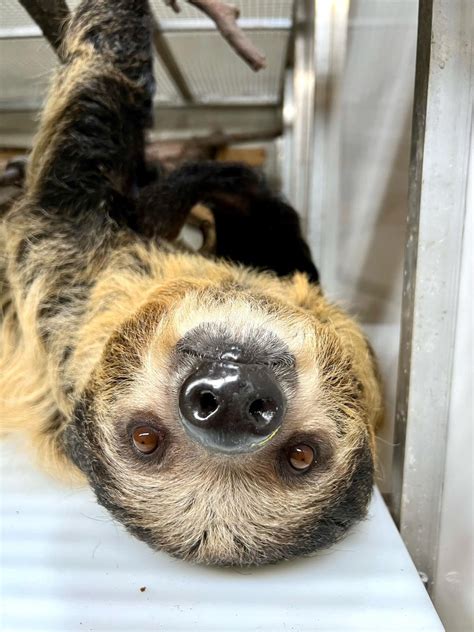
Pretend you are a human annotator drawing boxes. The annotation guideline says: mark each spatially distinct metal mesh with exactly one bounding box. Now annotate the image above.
[1,0,295,27]
[0,0,292,108]
[0,40,180,108]
[65,1,295,22]
[0,38,57,107]
[166,31,288,103]
[150,1,294,21]
[0,0,36,30]
[152,53,183,104]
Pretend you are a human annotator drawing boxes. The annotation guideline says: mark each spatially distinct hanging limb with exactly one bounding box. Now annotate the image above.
[17,0,70,60]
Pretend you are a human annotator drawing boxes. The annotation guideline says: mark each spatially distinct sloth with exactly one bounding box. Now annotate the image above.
[0,0,383,566]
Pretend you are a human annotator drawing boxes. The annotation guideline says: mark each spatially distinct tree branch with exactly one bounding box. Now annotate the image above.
[168,0,266,71]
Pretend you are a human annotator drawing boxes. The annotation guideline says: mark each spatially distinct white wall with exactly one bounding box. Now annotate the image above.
[335,0,418,491]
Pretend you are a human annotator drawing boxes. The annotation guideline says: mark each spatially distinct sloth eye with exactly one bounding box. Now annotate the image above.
[287,444,315,472]
[132,426,161,454]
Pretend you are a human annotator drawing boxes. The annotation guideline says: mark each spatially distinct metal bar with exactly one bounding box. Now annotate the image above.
[154,18,292,31]
[151,16,194,103]
[0,98,281,112]
[392,0,472,593]
[17,0,69,59]
[280,71,295,200]
[288,0,315,223]
[0,20,292,41]
[0,26,42,39]
[0,104,282,148]
[287,0,349,287]
[306,0,349,290]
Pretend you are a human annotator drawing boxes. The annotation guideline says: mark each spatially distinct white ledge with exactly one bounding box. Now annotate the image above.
[0,437,443,631]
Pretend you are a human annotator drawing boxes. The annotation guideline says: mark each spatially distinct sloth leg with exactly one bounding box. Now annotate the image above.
[136,161,320,283]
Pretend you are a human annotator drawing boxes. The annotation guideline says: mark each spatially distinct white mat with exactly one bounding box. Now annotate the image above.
[0,437,443,631]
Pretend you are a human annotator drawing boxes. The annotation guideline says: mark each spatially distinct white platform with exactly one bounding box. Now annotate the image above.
[0,437,443,631]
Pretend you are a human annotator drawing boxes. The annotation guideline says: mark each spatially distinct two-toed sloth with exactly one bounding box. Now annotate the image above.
[0,0,383,566]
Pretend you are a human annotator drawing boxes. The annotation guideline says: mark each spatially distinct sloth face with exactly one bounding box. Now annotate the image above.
[64,265,381,566]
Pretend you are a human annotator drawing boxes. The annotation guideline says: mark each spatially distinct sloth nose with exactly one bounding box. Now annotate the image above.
[178,360,286,454]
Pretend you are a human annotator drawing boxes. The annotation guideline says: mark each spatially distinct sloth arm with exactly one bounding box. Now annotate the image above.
[5,0,155,312]
[26,0,155,218]
[1,0,163,404]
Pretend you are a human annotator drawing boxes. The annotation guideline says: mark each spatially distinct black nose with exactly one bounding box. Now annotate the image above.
[178,360,286,454]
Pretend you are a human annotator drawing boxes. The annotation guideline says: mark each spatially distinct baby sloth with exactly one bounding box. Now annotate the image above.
[0,0,383,566]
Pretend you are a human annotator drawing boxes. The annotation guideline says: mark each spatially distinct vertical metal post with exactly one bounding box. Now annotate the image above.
[307,0,349,290]
[288,0,349,290]
[392,0,472,592]
[151,18,194,103]
[280,71,296,199]
[290,0,316,224]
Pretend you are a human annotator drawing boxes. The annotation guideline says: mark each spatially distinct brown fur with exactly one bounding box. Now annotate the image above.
[0,0,383,565]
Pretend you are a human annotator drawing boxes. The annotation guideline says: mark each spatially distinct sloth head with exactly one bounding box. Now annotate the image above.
[64,256,382,566]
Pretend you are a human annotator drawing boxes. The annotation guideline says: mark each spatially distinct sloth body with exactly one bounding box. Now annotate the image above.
[0,0,383,566]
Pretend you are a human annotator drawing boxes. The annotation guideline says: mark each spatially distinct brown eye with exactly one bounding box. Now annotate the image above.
[288,444,315,472]
[132,426,161,454]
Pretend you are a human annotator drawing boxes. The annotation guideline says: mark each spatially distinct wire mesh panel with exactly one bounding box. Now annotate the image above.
[0,40,181,108]
[165,31,289,103]
[0,0,291,128]
[150,1,294,21]
[0,38,57,108]
[152,54,183,104]
[65,0,295,25]
[0,0,37,31]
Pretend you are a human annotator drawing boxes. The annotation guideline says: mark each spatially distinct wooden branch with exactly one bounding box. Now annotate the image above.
[18,0,70,60]
[166,0,266,71]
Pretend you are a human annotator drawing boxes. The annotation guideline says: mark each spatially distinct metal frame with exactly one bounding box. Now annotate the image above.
[279,70,295,201]
[0,19,292,40]
[306,0,349,291]
[151,15,194,102]
[1,5,291,108]
[0,104,282,148]
[287,0,315,223]
[286,0,348,291]
[392,0,472,592]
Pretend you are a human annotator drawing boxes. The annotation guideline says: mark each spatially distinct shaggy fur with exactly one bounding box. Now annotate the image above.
[0,0,383,566]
